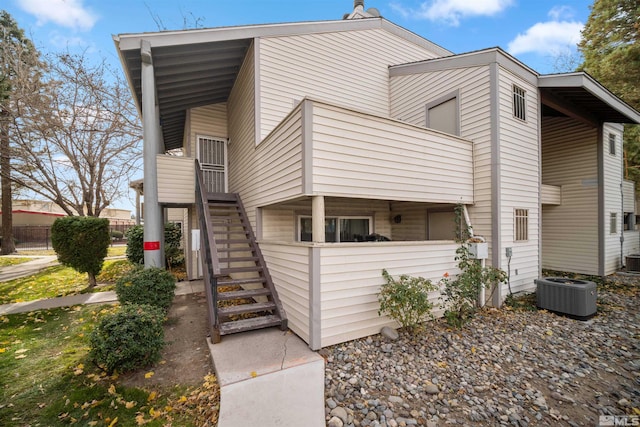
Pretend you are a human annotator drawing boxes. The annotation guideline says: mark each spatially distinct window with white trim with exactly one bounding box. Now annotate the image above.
[610,213,617,234]
[299,216,372,242]
[609,133,616,156]
[515,209,528,241]
[513,85,526,121]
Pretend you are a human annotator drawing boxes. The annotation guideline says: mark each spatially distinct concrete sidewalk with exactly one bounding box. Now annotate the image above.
[209,328,325,427]
[0,255,59,282]
[0,280,205,315]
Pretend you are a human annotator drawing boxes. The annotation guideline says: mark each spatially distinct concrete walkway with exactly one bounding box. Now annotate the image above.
[0,255,59,282]
[0,262,326,426]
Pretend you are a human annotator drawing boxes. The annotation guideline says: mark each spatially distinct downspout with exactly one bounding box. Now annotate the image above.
[621,140,625,269]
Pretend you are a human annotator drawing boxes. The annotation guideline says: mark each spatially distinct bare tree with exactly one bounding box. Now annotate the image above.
[7,51,142,217]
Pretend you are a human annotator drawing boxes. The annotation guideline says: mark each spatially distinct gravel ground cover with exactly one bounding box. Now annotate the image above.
[323,281,639,427]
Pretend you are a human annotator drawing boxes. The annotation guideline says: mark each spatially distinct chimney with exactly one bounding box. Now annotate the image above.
[354,0,364,8]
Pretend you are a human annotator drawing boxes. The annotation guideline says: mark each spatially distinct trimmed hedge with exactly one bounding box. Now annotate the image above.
[89,304,165,374]
[115,267,177,312]
[51,216,110,288]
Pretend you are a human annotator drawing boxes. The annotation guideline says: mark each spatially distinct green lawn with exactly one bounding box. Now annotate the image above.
[17,246,127,258]
[0,260,134,304]
[0,305,201,426]
[0,257,32,268]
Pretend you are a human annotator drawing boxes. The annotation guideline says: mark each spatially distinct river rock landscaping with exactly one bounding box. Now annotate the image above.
[323,281,639,426]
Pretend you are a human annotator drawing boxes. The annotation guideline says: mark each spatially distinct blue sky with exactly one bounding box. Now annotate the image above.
[3,0,593,211]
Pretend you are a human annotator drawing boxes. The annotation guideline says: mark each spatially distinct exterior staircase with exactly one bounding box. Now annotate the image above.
[195,162,287,343]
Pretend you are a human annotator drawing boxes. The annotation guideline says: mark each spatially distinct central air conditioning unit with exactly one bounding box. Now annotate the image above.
[535,277,597,320]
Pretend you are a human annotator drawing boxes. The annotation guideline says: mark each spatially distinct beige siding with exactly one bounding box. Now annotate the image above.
[311,102,474,204]
[497,68,539,294]
[227,42,257,226]
[260,243,311,343]
[188,103,228,156]
[541,185,561,205]
[258,29,441,140]
[319,242,459,347]
[541,118,598,274]
[603,123,625,274]
[390,66,493,258]
[157,155,195,204]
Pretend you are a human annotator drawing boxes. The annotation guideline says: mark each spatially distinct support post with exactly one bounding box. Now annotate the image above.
[312,195,325,243]
[141,40,163,268]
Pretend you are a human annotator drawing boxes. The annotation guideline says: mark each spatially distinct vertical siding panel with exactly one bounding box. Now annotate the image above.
[259,29,442,140]
[541,117,599,274]
[497,68,539,294]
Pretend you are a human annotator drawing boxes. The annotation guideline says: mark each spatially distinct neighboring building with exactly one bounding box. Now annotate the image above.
[0,200,135,227]
[114,2,640,348]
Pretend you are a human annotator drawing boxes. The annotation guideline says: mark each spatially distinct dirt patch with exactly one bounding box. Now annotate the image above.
[120,291,214,389]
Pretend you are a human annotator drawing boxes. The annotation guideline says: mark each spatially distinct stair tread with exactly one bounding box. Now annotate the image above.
[217,277,267,286]
[220,266,263,274]
[216,247,256,253]
[216,239,252,244]
[219,256,260,263]
[218,301,275,316]
[218,288,271,300]
[219,315,283,335]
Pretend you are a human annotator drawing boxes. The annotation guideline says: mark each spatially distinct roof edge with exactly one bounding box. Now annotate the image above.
[390,47,538,86]
[539,73,640,124]
[116,17,452,57]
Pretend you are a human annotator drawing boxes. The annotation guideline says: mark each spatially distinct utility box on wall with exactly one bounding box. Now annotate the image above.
[468,242,488,259]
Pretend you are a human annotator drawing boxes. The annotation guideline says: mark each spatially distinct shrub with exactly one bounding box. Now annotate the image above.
[90,304,165,374]
[125,223,183,267]
[378,269,438,332]
[116,266,177,312]
[440,244,507,328]
[110,230,124,239]
[51,216,111,288]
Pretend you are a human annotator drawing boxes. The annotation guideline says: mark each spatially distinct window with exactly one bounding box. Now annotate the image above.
[624,212,635,231]
[610,213,617,234]
[513,85,526,121]
[515,209,528,241]
[609,133,616,156]
[426,97,459,135]
[299,216,372,242]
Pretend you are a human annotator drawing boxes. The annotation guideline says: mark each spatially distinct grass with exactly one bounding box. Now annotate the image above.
[0,260,135,304]
[0,305,205,426]
[0,257,32,268]
[17,245,127,258]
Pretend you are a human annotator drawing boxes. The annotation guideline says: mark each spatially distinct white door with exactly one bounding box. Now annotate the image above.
[197,136,227,193]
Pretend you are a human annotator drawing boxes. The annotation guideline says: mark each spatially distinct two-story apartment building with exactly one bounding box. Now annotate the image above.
[114,2,640,348]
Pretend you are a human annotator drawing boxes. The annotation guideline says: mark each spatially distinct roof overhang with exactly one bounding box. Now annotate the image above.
[539,73,640,126]
[114,18,451,152]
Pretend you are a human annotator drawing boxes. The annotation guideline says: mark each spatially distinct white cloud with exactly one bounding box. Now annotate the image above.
[507,20,583,56]
[17,0,98,31]
[390,0,514,26]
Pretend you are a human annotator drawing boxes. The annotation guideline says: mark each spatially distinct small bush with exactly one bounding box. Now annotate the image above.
[378,269,438,332]
[125,223,183,268]
[110,230,124,239]
[89,304,165,374]
[116,267,177,312]
[51,216,111,288]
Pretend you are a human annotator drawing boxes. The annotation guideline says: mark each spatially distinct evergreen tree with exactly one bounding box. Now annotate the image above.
[0,11,40,254]
[578,0,640,184]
